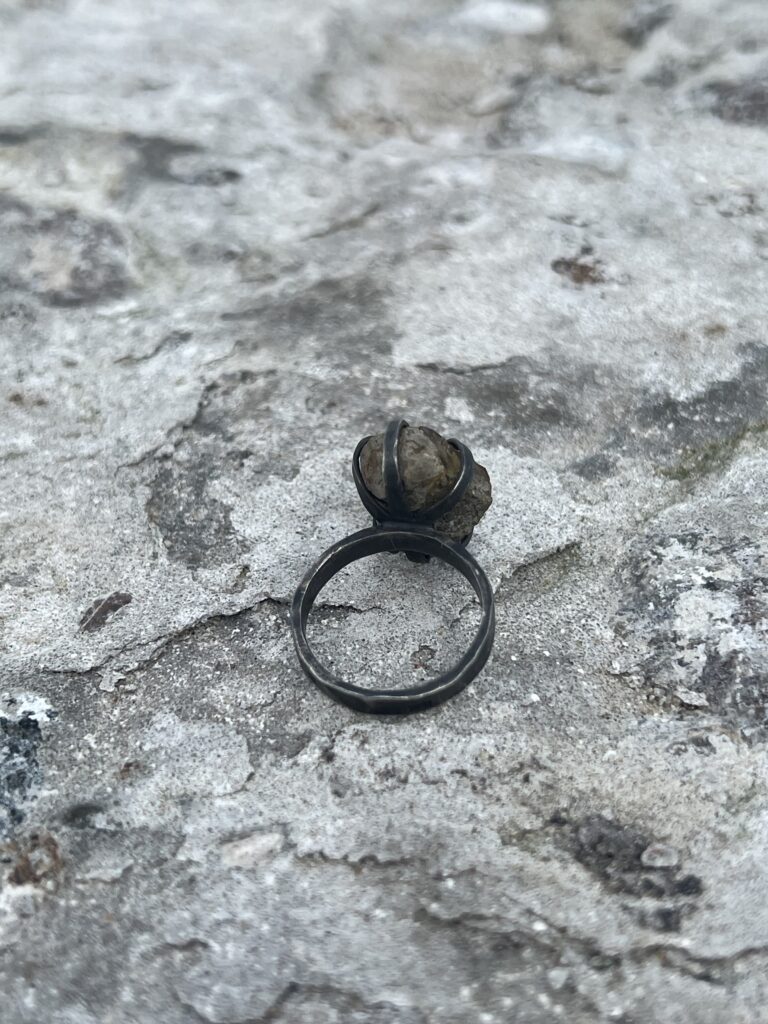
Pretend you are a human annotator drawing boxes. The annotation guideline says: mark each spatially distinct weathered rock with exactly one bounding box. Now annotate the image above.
[2,1,768,1022]
[359,424,492,540]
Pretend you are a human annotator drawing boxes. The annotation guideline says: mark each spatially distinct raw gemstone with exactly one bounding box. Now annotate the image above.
[359,424,492,541]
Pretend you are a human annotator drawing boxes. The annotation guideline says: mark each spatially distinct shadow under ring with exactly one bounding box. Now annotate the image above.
[290,524,495,715]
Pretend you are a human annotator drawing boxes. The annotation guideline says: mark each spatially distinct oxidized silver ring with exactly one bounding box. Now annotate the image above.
[290,418,495,714]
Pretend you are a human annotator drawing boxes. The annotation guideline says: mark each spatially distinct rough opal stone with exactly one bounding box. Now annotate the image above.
[359,424,492,540]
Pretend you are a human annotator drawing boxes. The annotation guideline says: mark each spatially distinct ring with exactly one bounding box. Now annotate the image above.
[290,419,496,714]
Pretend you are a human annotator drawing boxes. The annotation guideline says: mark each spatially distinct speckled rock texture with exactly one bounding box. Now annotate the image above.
[2,1,768,1022]
[359,424,492,539]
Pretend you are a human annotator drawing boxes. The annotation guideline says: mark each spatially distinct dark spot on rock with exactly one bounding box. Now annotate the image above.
[630,343,768,479]
[183,379,237,441]
[504,543,582,600]
[552,252,606,285]
[699,653,768,729]
[36,209,130,307]
[0,569,35,588]
[566,815,702,928]
[117,760,145,779]
[572,815,647,883]
[715,192,761,218]
[269,731,312,759]
[79,592,132,633]
[183,167,242,186]
[411,645,436,670]
[675,873,704,896]
[0,300,36,324]
[1,714,44,839]
[571,452,615,480]
[114,329,193,366]
[329,774,349,798]
[7,830,62,886]
[61,802,106,828]
[666,739,686,755]
[221,275,392,361]
[122,133,202,182]
[688,733,717,754]
[7,389,47,407]
[418,355,588,436]
[228,564,251,593]
[703,78,768,125]
[644,906,682,933]
[0,193,32,217]
[0,125,46,146]
[619,2,673,48]
[0,198,132,307]
[146,456,248,570]
[643,62,679,89]
[639,379,751,437]
[304,200,382,240]
[589,953,622,971]
[226,449,254,467]
[640,877,667,898]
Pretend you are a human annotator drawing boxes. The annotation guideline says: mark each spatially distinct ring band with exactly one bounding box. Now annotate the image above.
[290,524,495,715]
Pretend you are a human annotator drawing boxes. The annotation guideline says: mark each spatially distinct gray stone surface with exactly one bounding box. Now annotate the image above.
[1,1,768,1021]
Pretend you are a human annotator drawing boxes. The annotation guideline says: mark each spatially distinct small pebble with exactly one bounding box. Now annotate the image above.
[675,687,709,708]
[547,968,570,991]
[99,669,125,693]
[641,843,680,869]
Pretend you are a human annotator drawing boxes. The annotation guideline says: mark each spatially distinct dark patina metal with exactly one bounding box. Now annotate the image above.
[290,418,495,714]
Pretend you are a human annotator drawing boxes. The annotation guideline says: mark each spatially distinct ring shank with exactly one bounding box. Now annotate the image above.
[290,526,495,714]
